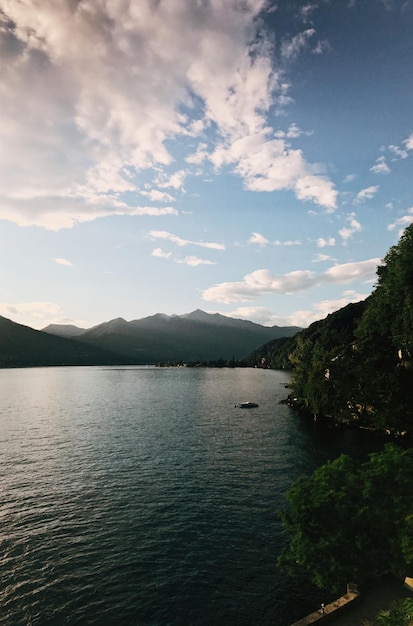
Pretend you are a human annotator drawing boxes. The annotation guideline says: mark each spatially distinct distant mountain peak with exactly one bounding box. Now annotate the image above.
[181,309,212,321]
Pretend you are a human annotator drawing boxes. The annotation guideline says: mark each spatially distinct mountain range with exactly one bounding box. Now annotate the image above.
[0,310,301,368]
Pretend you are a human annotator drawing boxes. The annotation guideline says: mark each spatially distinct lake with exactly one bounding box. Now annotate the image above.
[0,366,384,625]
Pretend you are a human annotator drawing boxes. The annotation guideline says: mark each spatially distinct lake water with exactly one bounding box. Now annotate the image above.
[0,366,384,625]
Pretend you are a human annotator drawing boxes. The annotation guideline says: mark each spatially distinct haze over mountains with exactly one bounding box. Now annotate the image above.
[0,310,301,368]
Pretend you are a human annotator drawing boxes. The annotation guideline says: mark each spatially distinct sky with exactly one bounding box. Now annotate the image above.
[0,0,413,331]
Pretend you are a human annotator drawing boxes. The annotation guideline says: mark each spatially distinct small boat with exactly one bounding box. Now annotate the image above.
[235,401,259,409]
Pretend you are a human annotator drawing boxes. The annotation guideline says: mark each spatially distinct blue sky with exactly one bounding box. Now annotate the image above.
[1,0,413,330]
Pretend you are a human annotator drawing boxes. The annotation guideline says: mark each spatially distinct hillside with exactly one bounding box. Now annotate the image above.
[0,316,133,368]
[43,310,301,363]
[248,224,413,432]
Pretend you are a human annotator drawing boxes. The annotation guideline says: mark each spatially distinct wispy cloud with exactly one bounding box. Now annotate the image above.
[152,248,215,267]
[281,28,316,59]
[355,185,379,203]
[148,230,225,250]
[202,258,379,303]
[273,240,301,246]
[338,212,362,242]
[370,156,390,175]
[52,257,73,267]
[140,189,176,203]
[387,208,413,234]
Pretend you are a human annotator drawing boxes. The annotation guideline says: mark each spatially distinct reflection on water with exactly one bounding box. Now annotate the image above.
[0,366,384,625]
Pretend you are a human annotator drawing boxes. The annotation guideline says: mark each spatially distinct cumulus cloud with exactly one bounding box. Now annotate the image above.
[287,290,370,327]
[248,232,269,245]
[0,1,337,229]
[202,258,380,303]
[316,237,336,247]
[148,230,225,250]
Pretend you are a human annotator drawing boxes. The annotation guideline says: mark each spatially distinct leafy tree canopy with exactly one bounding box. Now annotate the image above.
[278,445,413,593]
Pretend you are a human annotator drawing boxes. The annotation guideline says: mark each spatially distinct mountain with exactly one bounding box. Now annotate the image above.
[0,316,133,368]
[42,310,301,363]
[42,323,87,338]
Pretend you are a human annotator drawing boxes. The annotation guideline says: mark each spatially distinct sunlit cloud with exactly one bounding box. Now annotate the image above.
[287,290,370,327]
[0,0,339,231]
[202,258,380,303]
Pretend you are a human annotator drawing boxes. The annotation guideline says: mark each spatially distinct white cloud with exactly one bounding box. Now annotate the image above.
[52,257,73,267]
[323,258,380,283]
[156,171,187,191]
[140,189,176,203]
[0,0,338,230]
[177,256,215,267]
[343,174,357,183]
[403,133,413,151]
[281,29,316,60]
[388,144,408,160]
[151,248,172,259]
[287,290,369,327]
[370,156,390,175]
[355,185,379,202]
[316,237,336,247]
[148,230,225,250]
[248,232,269,245]
[202,258,379,303]
[338,212,362,242]
[0,300,65,327]
[313,253,335,263]
[387,207,413,234]
[273,240,301,246]
[203,268,316,303]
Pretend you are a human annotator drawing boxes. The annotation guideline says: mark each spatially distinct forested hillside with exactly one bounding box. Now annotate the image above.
[248,224,413,432]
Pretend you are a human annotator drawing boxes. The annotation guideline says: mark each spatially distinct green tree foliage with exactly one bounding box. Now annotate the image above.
[377,598,413,626]
[249,224,413,431]
[278,445,413,593]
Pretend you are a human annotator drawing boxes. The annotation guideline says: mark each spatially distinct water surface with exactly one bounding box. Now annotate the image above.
[0,366,383,625]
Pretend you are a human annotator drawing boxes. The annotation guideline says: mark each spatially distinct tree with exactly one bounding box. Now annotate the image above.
[377,598,413,626]
[278,445,413,593]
